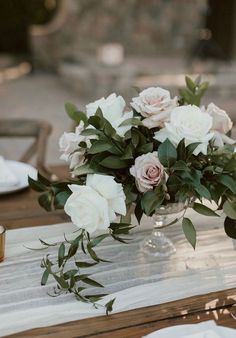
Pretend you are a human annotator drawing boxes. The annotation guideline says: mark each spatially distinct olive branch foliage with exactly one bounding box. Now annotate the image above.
[29,76,236,313]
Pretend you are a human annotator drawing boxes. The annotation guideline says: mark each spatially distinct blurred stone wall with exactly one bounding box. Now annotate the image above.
[31,0,207,69]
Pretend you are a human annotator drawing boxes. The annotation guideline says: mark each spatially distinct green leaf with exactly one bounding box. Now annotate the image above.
[199,81,209,93]
[224,159,236,172]
[89,234,110,247]
[103,120,117,138]
[89,153,109,172]
[88,141,113,154]
[86,245,100,262]
[80,276,104,288]
[223,200,236,220]
[182,217,196,249]
[158,139,177,167]
[75,261,98,268]
[28,176,46,192]
[65,103,88,124]
[217,175,236,194]
[193,203,219,217]
[100,156,128,169]
[195,184,211,200]
[80,128,103,137]
[58,243,65,268]
[177,139,186,160]
[53,274,69,289]
[95,107,104,117]
[186,143,201,156]
[67,238,80,258]
[41,269,50,286]
[120,143,134,160]
[118,118,142,127]
[131,128,146,147]
[72,163,95,176]
[39,239,57,247]
[185,76,196,92]
[141,191,164,216]
[137,143,153,154]
[172,160,189,171]
[37,172,51,186]
[134,200,143,223]
[167,175,182,194]
[105,298,116,315]
[224,217,236,239]
[179,88,193,103]
[54,191,71,209]
[131,129,139,147]
[63,269,78,280]
[88,115,103,129]
[38,192,52,211]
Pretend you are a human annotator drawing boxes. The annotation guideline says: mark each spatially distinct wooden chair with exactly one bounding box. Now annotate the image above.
[0,118,54,179]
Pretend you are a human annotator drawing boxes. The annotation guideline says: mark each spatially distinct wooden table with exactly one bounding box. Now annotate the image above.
[1,165,236,338]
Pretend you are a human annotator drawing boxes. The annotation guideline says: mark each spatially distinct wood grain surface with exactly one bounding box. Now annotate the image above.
[2,165,236,338]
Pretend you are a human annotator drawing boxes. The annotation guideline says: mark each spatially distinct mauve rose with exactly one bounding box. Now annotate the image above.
[130,152,164,192]
[130,87,178,129]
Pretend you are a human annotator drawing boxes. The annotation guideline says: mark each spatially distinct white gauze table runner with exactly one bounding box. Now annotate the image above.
[0,209,236,337]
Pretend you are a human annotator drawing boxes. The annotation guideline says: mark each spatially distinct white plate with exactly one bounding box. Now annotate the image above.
[0,161,38,195]
[144,321,236,338]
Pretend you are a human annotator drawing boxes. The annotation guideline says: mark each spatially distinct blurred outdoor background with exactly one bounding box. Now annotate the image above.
[1,0,236,166]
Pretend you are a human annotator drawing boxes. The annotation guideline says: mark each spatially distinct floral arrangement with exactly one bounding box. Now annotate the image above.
[29,76,236,313]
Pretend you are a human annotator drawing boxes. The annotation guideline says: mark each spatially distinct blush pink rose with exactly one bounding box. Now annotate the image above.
[130,152,164,192]
[130,87,177,129]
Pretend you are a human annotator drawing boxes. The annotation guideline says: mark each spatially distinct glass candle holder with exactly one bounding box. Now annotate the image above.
[0,225,6,262]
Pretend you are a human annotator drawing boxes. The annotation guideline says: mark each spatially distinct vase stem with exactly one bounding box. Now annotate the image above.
[141,216,176,257]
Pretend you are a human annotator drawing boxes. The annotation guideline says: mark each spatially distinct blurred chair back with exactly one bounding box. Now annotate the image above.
[0,118,52,176]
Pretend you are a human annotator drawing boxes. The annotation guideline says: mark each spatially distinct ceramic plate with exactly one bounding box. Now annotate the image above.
[0,161,37,195]
[144,322,236,338]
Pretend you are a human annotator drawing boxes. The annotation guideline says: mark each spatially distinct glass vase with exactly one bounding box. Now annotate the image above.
[141,202,188,257]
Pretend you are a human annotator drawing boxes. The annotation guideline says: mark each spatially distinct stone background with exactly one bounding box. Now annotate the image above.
[31,0,207,70]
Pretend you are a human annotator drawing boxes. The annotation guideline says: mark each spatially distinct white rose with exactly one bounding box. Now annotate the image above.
[204,103,235,148]
[154,105,214,155]
[86,93,133,137]
[205,103,233,134]
[59,122,84,160]
[86,174,126,221]
[64,184,110,234]
[130,152,164,192]
[59,122,94,169]
[130,87,178,129]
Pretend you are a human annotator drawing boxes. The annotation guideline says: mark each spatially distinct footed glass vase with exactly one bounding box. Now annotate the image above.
[141,202,188,257]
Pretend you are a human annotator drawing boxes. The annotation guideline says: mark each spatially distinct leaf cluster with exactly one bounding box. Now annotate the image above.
[178,76,208,106]
[28,173,75,211]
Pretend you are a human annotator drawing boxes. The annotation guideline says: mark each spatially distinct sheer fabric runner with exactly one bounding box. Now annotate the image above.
[0,210,236,336]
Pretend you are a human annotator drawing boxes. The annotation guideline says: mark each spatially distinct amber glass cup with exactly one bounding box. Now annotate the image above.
[0,225,6,262]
